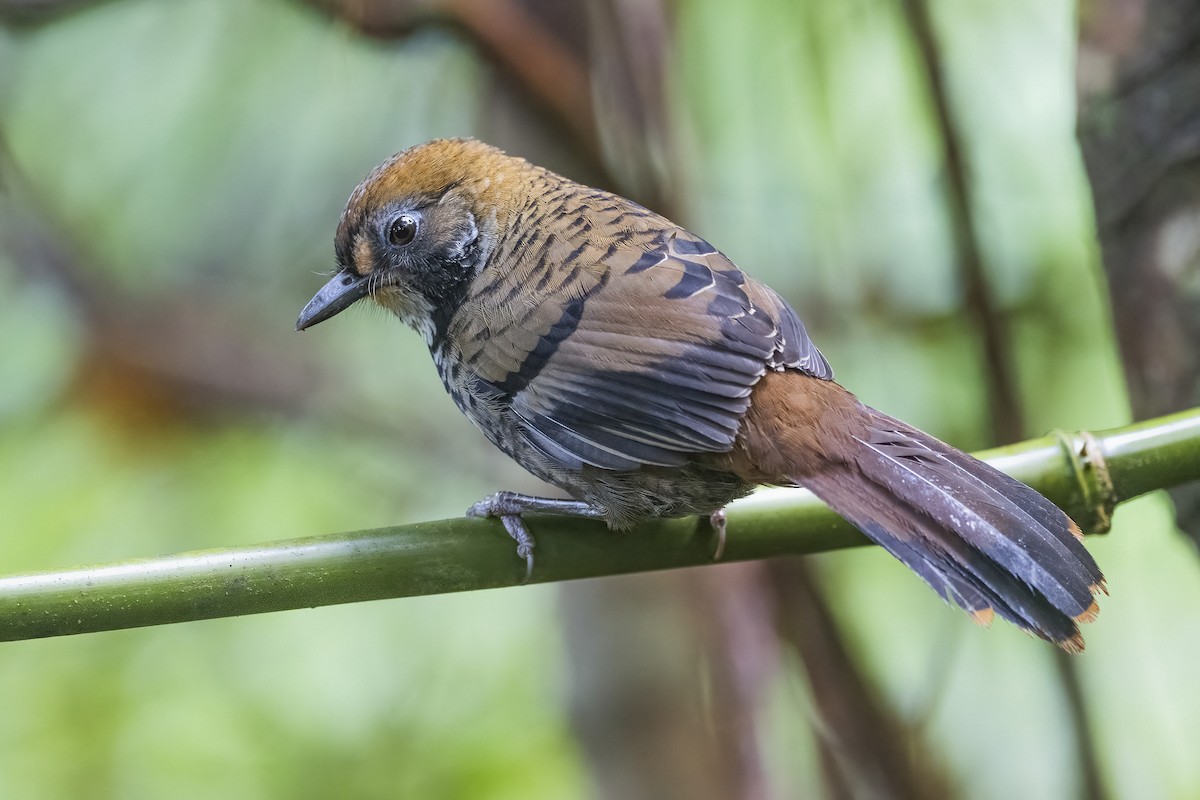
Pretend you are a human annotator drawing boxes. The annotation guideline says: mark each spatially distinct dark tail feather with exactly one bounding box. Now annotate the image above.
[802,407,1105,652]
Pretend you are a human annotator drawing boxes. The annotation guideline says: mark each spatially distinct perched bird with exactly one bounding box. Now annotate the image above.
[298,138,1104,651]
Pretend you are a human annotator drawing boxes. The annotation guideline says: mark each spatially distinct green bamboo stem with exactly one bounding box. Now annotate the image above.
[1,408,1199,642]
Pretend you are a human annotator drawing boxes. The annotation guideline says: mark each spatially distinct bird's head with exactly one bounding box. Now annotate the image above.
[296,138,534,341]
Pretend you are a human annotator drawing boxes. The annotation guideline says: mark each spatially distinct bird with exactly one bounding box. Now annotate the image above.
[297,138,1104,651]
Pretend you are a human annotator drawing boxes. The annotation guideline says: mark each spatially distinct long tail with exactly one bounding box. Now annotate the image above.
[734,372,1106,651]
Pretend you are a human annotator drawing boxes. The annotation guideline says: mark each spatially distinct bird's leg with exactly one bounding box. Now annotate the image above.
[467,491,607,581]
[710,507,728,562]
[468,491,607,519]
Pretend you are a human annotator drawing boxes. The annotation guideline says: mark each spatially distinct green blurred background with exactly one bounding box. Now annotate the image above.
[1,1,1198,798]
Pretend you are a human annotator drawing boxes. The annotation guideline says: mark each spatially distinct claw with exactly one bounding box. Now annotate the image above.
[710,508,728,561]
[498,514,536,583]
[518,546,535,583]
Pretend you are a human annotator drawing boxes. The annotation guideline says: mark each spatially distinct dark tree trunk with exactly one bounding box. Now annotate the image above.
[1077,0,1200,545]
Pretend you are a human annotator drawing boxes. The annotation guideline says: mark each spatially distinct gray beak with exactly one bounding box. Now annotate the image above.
[296,270,371,331]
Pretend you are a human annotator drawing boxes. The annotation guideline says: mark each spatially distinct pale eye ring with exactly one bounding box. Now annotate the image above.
[388,214,418,247]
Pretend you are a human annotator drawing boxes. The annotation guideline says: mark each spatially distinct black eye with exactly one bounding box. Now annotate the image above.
[388,214,418,247]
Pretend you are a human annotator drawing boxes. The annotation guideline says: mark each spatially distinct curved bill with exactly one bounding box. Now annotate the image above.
[296,270,371,331]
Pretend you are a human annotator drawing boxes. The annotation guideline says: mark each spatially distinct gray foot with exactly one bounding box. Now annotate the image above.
[467,491,607,581]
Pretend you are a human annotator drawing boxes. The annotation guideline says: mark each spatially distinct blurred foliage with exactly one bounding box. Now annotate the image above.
[0,0,1198,799]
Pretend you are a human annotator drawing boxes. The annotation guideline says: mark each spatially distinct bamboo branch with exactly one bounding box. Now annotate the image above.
[1,409,1198,642]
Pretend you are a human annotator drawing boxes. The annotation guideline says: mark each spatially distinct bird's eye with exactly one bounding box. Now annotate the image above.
[388,214,418,247]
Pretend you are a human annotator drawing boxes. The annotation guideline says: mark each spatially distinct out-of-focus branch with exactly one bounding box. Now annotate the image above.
[0,136,317,425]
[0,0,118,26]
[898,0,1023,446]
[301,0,615,186]
[899,3,1113,797]
[772,558,958,800]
